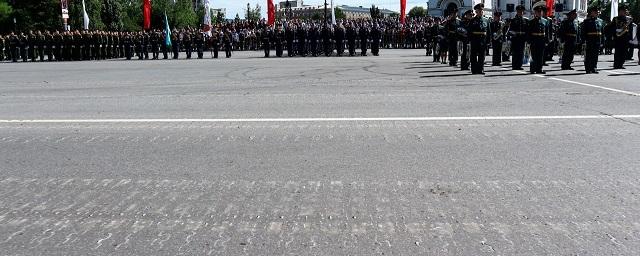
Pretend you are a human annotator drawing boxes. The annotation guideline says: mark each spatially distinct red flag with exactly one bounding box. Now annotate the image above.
[143,0,151,30]
[400,0,406,24]
[267,0,275,26]
[546,0,555,16]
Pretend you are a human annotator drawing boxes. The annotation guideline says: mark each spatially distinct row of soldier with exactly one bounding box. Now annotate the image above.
[429,3,637,74]
[1,7,637,69]
[260,20,383,57]
[0,28,237,62]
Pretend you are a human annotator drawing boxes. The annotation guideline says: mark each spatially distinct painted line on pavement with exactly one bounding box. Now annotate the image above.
[548,77,640,96]
[510,69,640,96]
[0,115,639,123]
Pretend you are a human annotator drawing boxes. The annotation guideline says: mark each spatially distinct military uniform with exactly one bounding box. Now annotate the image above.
[607,15,633,69]
[161,31,169,59]
[0,36,5,61]
[9,33,19,62]
[321,25,332,56]
[371,25,381,56]
[171,31,180,59]
[262,27,272,58]
[346,25,356,56]
[297,25,308,57]
[527,11,549,74]
[459,13,471,70]
[195,32,204,59]
[82,32,91,60]
[28,32,37,61]
[285,26,295,57]
[558,11,579,70]
[275,28,284,57]
[0,35,6,61]
[543,16,556,64]
[21,33,30,62]
[142,32,150,59]
[223,31,232,58]
[359,25,369,56]
[581,9,604,73]
[469,8,491,74]
[490,16,504,66]
[183,31,192,59]
[445,15,461,66]
[508,8,528,70]
[123,33,133,60]
[334,25,345,56]
[53,32,63,61]
[210,31,219,59]
[73,32,82,60]
[309,25,319,57]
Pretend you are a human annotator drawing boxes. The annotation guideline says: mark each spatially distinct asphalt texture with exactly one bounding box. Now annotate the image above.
[0,50,639,255]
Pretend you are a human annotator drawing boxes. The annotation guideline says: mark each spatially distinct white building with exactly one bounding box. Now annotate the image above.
[427,0,588,19]
[427,0,494,17]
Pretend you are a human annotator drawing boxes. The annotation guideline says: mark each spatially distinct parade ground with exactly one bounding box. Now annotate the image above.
[1,49,639,254]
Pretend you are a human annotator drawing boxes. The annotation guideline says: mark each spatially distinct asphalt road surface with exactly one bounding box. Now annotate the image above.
[1,50,639,255]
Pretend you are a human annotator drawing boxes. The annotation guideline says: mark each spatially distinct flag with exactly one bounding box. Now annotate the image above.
[546,0,554,16]
[267,0,275,26]
[164,12,172,47]
[143,0,151,30]
[611,0,619,19]
[331,0,336,25]
[400,0,406,24]
[203,0,212,36]
[82,0,89,30]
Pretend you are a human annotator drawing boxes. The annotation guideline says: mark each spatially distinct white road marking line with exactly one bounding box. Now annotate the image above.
[509,69,640,96]
[0,115,639,123]
[548,77,640,96]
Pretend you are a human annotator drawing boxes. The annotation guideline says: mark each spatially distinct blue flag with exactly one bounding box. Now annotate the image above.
[164,12,172,47]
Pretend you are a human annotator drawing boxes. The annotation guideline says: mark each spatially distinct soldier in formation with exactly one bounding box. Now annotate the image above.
[1,10,637,69]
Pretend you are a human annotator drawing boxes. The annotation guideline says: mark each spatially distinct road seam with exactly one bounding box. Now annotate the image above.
[1,115,640,123]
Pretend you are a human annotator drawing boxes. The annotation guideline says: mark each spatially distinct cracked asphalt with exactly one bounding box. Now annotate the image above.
[0,50,639,255]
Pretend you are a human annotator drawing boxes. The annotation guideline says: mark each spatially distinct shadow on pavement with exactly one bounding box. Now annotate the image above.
[420,73,477,78]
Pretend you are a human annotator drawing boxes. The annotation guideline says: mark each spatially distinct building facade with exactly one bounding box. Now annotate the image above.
[276,2,397,20]
[427,0,494,17]
[426,0,587,19]
[339,5,397,19]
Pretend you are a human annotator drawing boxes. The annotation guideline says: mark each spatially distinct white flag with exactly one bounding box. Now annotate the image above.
[611,0,619,19]
[82,0,90,30]
[331,0,336,25]
[203,0,212,36]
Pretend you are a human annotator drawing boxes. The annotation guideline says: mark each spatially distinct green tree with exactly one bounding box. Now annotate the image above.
[172,0,197,29]
[334,7,345,20]
[246,3,261,21]
[216,10,225,23]
[311,12,323,20]
[68,0,105,30]
[12,0,61,31]
[0,0,13,33]
[407,6,428,19]
[101,0,123,31]
[370,5,381,20]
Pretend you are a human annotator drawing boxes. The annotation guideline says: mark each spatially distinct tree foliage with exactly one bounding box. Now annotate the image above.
[408,6,428,19]
[246,3,261,21]
[0,0,206,33]
[370,5,381,20]
[215,9,225,24]
[10,0,61,32]
[0,0,13,32]
[334,7,345,20]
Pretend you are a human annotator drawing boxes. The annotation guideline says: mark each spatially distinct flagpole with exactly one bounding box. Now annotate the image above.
[331,0,336,25]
